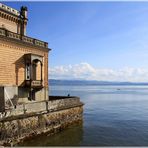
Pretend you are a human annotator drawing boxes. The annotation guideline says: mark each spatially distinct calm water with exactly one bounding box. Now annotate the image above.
[21,85,148,146]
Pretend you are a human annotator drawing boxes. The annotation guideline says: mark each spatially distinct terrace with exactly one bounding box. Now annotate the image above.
[0,28,48,49]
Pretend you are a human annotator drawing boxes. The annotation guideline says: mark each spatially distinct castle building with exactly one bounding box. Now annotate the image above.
[0,4,83,145]
[0,3,51,111]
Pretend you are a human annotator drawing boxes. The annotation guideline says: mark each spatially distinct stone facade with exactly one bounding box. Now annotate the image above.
[0,3,27,35]
[0,3,50,112]
[0,38,49,87]
[0,32,50,111]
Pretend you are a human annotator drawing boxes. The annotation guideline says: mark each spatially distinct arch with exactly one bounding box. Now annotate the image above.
[32,59,43,81]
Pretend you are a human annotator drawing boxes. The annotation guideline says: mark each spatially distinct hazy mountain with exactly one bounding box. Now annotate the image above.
[49,79,148,86]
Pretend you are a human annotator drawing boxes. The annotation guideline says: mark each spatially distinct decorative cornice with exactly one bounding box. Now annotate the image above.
[0,37,50,54]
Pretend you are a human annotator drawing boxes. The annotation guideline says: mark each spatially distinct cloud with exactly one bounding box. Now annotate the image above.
[49,62,148,82]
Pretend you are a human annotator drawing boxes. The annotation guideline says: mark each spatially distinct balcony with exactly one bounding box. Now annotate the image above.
[25,80,43,88]
[0,28,48,48]
[24,54,43,89]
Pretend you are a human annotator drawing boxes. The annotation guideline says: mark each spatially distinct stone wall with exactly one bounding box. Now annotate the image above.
[18,87,49,103]
[0,86,49,112]
[2,97,82,117]
[35,87,48,102]
[0,106,83,146]
[0,16,18,33]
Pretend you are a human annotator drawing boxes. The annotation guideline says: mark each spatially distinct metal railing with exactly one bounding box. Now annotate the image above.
[0,28,48,48]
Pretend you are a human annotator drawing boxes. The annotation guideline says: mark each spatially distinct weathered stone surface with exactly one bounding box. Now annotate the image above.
[2,97,82,117]
[0,106,83,146]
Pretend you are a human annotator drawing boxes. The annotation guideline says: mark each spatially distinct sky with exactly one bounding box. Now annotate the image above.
[3,1,148,82]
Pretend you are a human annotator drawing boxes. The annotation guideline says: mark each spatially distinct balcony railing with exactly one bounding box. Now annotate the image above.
[25,80,43,88]
[0,28,48,48]
[0,3,20,16]
[31,80,42,87]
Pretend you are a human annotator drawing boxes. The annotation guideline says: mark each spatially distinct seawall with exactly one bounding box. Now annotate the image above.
[0,96,84,146]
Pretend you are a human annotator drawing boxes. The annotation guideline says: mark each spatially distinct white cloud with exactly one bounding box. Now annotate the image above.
[49,62,148,82]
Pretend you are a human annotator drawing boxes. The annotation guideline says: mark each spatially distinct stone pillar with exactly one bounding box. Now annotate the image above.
[20,6,28,36]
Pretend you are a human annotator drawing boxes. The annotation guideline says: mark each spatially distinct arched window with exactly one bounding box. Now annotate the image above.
[32,59,42,81]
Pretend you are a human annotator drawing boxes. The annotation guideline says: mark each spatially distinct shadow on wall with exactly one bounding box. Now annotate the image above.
[11,94,19,106]
[14,55,25,86]
[5,94,18,108]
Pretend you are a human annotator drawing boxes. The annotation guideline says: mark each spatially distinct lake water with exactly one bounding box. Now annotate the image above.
[21,85,148,146]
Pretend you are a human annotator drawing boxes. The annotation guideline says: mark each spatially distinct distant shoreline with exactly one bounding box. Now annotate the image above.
[49,79,148,86]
